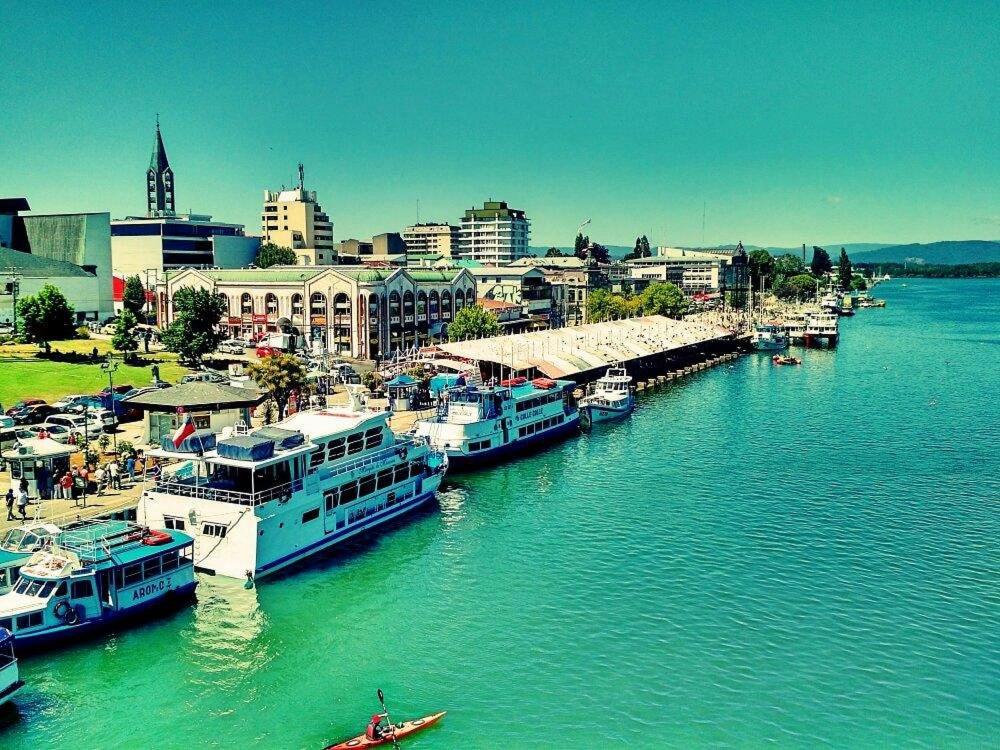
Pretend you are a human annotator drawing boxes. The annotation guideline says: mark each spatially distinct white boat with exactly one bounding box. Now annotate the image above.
[0,523,60,595]
[0,627,23,706]
[414,376,579,470]
[752,324,789,351]
[137,388,447,580]
[579,366,635,423]
[804,311,840,347]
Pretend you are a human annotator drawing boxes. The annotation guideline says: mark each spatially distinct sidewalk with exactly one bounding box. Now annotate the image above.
[1,480,145,532]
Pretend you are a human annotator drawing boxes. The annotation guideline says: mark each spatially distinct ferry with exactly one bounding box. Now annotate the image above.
[804,311,840,347]
[0,627,23,706]
[0,523,60,595]
[751,324,789,351]
[0,520,196,649]
[137,388,447,581]
[414,376,579,469]
[579,366,635,424]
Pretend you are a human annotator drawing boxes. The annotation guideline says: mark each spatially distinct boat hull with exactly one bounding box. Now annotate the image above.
[581,401,634,424]
[326,712,446,750]
[445,415,580,471]
[752,338,788,351]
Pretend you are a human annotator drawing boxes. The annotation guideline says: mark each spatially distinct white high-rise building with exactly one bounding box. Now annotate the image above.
[402,223,460,260]
[458,201,530,265]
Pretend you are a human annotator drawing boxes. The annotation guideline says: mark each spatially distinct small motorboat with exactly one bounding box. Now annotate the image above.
[772,355,802,366]
[326,711,446,749]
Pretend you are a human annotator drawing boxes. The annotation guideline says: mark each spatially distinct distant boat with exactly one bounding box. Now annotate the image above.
[580,366,635,424]
[752,324,789,351]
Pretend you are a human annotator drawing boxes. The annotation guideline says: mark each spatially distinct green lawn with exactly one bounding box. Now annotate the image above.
[0,359,191,407]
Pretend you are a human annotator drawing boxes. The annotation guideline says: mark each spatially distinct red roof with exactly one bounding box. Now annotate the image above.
[112,276,156,303]
[478,298,520,311]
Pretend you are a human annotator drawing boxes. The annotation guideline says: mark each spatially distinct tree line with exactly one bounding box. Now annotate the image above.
[856,262,1000,278]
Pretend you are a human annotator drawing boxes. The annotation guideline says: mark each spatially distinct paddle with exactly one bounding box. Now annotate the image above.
[377,688,400,750]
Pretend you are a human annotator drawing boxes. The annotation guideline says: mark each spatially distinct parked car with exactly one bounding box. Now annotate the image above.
[255,345,280,358]
[100,384,134,396]
[45,413,104,437]
[180,371,226,384]
[52,394,97,411]
[12,404,60,425]
[218,340,246,355]
[5,399,45,416]
[19,423,75,444]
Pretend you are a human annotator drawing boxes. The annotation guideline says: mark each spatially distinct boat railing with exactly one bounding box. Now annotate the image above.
[321,437,425,481]
[152,476,304,507]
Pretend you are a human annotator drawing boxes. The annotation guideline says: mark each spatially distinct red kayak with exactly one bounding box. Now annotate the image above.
[325,712,446,749]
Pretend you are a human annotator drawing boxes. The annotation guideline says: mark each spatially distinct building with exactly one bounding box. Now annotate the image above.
[146,119,175,217]
[627,248,725,293]
[111,213,259,280]
[459,201,530,265]
[373,232,405,257]
[1,197,114,322]
[261,164,335,265]
[468,266,552,329]
[158,266,476,358]
[508,256,606,327]
[112,123,259,279]
[478,298,529,331]
[337,234,406,265]
[402,223,460,260]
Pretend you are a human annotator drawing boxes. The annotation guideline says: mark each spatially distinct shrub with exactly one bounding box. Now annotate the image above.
[117,440,136,458]
[75,326,91,339]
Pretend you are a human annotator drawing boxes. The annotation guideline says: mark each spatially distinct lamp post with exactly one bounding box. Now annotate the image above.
[101,359,119,454]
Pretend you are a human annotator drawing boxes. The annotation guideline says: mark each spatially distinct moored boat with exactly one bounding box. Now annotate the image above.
[579,366,635,424]
[414,377,579,469]
[326,711,446,749]
[0,627,24,707]
[752,324,789,351]
[0,520,196,649]
[0,523,60,595]
[772,354,802,365]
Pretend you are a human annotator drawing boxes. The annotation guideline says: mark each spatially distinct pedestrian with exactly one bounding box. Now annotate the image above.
[16,487,29,521]
[19,476,28,495]
[60,471,73,500]
[5,488,14,521]
[109,459,120,490]
[94,466,106,496]
[126,455,136,484]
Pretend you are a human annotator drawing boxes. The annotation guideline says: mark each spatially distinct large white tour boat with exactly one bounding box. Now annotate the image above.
[138,389,447,581]
[579,366,635,424]
[414,376,579,469]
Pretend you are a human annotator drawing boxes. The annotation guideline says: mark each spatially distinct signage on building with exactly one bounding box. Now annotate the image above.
[311,315,327,326]
[228,316,241,325]
[252,314,267,324]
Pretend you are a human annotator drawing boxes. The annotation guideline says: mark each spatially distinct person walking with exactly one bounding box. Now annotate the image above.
[16,487,29,521]
[94,466,106,496]
[60,471,73,501]
[108,459,120,490]
[126,454,136,485]
[5,488,14,521]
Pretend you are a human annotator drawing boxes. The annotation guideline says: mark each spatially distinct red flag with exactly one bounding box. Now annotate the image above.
[172,413,195,448]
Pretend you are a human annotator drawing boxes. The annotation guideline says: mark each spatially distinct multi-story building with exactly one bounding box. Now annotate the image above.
[1,197,115,322]
[627,248,724,293]
[402,223,460,260]
[508,256,607,327]
[112,123,259,279]
[458,201,530,265]
[261,164,335,265]
[468,266,552,329]
[158,266,476,358]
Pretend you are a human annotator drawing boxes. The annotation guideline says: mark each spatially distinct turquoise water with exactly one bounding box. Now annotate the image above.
[3,278,998,749]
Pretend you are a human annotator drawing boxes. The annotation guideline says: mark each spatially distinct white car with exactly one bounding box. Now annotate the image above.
[52,394,96,411]
[218,340,246,355]
[19,423,75,444]
[45,413,104,437]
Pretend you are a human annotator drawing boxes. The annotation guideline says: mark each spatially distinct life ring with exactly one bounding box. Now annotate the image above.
[53,600,73,620]
[64,606,80,626]
[143,530,172,546]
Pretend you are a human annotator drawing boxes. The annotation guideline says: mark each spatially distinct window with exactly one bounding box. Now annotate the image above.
[325,489,338,512]
[123,563,142,585]
[347,432,365,455]
[265,293,279,315]
[164,516,186,531]
[161,550,179,572]
[38,581,56,598]
[143,557,162,579]
[302,508,320,524]
[310,446,326,469]
[469,439,492,452]
[180,544,194,564]
[55,581,67,596]
[364,427,383,450]
[359,474,376,497]
[203,523,228,538]
[376,468,394,490]
[241,293,254,314]
[339,481,359,504]
[291,294,303,315]
[17,612,43,629]
[71,580,94,599]
[393,464,410,484]
[409,461,424,479]
[327,437,346,461]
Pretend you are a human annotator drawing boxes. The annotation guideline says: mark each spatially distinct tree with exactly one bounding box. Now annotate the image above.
[545,247,566,258]
[837,248,853,290]
[255,242,297,268]
[17,284,76,343]
[573,233,590,260]
[811,246,833,277]
[587,242,611,265]
[774,274,817,301]
[161,286,227,364]
[850,274,868,291]
[640,235,651,257]
[586,289,640,322]
[748,249,775,288]
[122,275,147,318]
[111,309,139,361]
[639,282,689,318]
[247,353,308,420]
[773,253,806,278]
[447,305,500,341]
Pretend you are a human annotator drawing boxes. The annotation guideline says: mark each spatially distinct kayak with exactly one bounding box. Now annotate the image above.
[325,712,446,749]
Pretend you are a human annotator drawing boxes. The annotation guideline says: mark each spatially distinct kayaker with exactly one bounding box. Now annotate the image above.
[365,713,389,741]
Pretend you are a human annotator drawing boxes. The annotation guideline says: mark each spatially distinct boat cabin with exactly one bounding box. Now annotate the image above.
[0,523,60,595]
[1,439,78,497]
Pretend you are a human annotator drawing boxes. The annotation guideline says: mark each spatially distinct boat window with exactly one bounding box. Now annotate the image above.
[409,461,424,478]
[309,447,325,469]
[327,437,346,461]
[365,428,383,450]
[123,564,142,585]
[13,578,29,595]
[143,557,162,578]
[376,468,394,490]
[38,581,56,598]
[346,432,365,455]
[203,523,228,539]
[359,474,376,496]
[0,619,12,636]
[25,579,43,597]
[16,612,43,630]
[302,508,320,524]
[164,516,186,531]
[324,489,338,512]
[180,544,194,564]
[161,550,179,572]
[71,580,94,599]
[393,464,409,484]
[339,481,358,504]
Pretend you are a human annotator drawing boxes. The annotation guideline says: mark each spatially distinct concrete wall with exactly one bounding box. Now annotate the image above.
[212,234,259,269]
[0,275,103,324]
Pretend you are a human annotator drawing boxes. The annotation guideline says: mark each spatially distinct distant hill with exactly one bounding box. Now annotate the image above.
[850,241,1000,265]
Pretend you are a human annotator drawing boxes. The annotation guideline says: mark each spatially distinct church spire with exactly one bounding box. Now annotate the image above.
[146,117,175,217]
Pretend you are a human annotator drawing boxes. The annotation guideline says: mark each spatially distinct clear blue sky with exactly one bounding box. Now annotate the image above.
[1,1,997,248]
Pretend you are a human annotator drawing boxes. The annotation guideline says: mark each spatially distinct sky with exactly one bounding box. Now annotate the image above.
[1,1,997,249]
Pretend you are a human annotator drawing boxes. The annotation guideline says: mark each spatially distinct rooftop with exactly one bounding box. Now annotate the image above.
[122,381,265,412]
[0,245,95,278]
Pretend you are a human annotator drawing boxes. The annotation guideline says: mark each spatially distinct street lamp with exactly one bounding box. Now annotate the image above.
[101,359,120,454]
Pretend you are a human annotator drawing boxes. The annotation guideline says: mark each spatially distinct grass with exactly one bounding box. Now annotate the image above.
[0,339,192,406]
